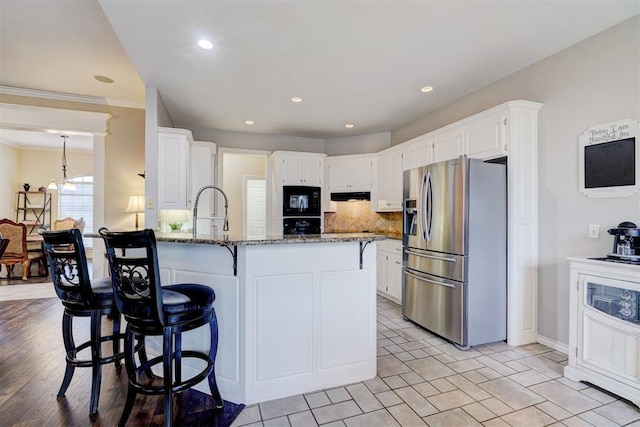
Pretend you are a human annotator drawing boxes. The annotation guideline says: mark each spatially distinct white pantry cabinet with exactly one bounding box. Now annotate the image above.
[328,155,375,192]
[273,152,325,187]
[376,149,403,212]
[375,100,541,345]
[377,239,403,303]
[565,258,640,408]
[158,127,193,209]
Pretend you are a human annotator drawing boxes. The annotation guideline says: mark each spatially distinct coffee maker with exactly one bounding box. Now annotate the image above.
[607,221,640,261]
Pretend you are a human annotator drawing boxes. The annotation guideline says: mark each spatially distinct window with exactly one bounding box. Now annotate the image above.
[58,175,93,248]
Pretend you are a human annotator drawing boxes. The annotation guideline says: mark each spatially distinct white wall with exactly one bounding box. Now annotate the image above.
[325,132,391,156]
[190,127,326,153]
[392,16,640,346]
[0,143,20,219]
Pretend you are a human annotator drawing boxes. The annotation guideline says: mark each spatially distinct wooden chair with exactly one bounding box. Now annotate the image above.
[0,237,9,259]
[52,217,86,252]
[0,218,45,280]
[54,216,85,232]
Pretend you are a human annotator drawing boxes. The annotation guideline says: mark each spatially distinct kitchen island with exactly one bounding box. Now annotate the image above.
[142,232,383,405]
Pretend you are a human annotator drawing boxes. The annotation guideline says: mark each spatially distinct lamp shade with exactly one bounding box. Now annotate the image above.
[125,195,145,213]
[47,180,58,190]
[62,180,76,191]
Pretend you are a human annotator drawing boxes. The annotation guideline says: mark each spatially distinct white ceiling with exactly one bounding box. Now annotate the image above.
[1,1,639,148]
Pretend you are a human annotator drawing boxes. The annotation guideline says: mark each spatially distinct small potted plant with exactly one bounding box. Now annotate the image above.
[169,222,183,232]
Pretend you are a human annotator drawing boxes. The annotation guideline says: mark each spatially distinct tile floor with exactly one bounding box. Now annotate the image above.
[231,296,640,427]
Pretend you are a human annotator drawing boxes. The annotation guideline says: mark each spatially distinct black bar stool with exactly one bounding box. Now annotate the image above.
[41,228,125,416]
[99,228,224,427]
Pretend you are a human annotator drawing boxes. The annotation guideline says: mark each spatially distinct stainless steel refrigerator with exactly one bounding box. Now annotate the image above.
[402,156,506,348]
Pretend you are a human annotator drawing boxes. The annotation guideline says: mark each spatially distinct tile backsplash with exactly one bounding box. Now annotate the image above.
[324,201,401,234]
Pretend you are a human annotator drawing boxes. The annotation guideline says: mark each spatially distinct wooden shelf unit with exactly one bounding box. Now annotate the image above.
[15,191,52,235]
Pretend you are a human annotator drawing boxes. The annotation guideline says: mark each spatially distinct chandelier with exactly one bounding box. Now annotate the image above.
[47,135,76,191]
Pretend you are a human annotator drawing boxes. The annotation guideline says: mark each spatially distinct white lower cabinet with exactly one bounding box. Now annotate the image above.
[155,240,378,405]
[377,239,403,303]
[565,258,640,408]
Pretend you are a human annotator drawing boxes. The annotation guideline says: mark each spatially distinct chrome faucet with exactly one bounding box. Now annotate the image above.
[193,185,229,235]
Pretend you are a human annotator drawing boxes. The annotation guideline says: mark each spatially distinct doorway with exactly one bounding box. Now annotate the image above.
[244,177,266,238]
[218,148,269,236]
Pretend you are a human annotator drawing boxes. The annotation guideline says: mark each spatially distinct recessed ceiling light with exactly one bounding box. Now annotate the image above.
[345,123,355,129]
[420,86,434,93]
[245,120,254,125]
[291,97,302,103]
[198,39,213,49]
[93,75,114,84]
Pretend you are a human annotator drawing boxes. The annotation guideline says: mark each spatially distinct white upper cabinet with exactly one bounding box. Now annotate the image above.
[465,110,507,160]
[275,153,324,187]
[376,149,403,212]
[402,144,417,171]
[158,127,193,209]
[432,128,463,163]
[402,135,433,171]
[328,156,374,192]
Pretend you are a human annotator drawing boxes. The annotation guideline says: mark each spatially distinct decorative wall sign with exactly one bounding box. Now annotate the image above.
[578,119,639,198]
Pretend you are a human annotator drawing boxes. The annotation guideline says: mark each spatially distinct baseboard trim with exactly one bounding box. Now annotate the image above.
[536,333,568,355]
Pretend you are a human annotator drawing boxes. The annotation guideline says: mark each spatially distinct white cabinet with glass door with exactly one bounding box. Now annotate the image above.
[565,258,640,408]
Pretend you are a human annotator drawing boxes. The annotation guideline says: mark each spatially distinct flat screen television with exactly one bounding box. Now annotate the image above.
[584,137,635,189]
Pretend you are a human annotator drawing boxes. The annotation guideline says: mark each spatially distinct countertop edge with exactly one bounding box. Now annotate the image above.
[85,232,387,246]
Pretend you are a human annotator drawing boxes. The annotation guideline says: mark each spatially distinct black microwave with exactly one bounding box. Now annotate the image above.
[283,186,321,217]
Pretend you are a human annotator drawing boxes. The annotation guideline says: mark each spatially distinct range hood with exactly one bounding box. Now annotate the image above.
[330,191,371,202]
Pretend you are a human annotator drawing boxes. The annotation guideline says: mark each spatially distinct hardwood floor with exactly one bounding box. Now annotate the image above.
[0,297,242,426]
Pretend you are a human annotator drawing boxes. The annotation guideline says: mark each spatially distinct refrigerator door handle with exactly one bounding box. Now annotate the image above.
[404,249,456,263]
[421,172,433,242]
[420,173,426,241]
[403,269,455,288]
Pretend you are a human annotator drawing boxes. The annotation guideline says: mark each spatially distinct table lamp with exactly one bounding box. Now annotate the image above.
[125,195,145,230]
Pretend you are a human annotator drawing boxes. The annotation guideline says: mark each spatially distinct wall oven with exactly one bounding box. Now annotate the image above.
[283,217,321,235]
[283,186,321,217]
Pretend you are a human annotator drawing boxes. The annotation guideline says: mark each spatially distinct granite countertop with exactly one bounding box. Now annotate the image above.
[86,231,386,246]
[324,230,402,240]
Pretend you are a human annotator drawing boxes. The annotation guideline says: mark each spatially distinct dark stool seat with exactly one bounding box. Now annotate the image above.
[41,228,125,416]
[100,228,224,427]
